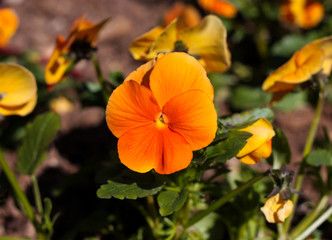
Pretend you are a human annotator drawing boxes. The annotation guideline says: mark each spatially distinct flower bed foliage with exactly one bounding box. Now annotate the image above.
[0,0,332,239]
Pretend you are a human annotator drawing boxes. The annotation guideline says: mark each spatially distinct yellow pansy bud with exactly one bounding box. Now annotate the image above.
[260,193,294,223]
[236,118,275,164]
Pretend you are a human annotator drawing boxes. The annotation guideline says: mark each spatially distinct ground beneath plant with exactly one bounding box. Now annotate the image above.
[1,0,332,238]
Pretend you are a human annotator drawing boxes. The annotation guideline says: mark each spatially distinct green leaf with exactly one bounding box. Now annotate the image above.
[157,188,188,216]
[97,171,164,200]
[220,108,274,128]
[273,92,308,112]
[206,130,252,163]
[108,71,124,86]
[307,149,332,167]
[267,128,291,168]
[229,86,270,111]
[271,34,314,57]
[17,112,61,175]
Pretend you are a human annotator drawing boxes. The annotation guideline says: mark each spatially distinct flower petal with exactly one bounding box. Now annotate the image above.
[105,80,160,138]
[262,50,323,92]
[263,36,332,93]
[68,16,109,47]
[0,63,36,106]
[124,56,160,88]
[155,126,193,174]
[150,52,214,108]
[163,2,201,27]
[147,17,189,59]
[260,193,294,223]
[129,26,165,61]
[236,118,275,158]
[118,122,192,174]
[45,36,72,85]
[118,123,160,173]
[0,94,37,116]
[239,139,273,164]
[239,154,259,165]
[198,0,237,18]
[179,15,231,73]
[299,2,324,29]
[163,89,217,150]
[0,8,19,47]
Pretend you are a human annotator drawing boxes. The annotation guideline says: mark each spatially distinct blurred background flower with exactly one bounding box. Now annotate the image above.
[0,8,19,47]
[0,63,37,117]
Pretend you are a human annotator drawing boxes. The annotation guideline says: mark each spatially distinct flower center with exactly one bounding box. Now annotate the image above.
[156,113,168,129]
[0,93,7,101]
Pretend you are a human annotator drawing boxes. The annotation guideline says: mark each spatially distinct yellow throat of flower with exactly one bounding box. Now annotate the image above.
[156,113,168,129]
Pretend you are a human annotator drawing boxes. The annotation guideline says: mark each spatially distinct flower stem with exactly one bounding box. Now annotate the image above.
[0,149,35,223]
[289,193,329,239]
[185,173,267,228]
[91,52,112,104]
[147,195,160,229]
[293,205,332,240]
[31,174,43,216]
[282,76,325,236]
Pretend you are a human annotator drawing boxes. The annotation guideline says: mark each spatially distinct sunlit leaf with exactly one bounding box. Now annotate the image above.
[97,171,164,200]
[17,112,61,175]
[220,108,274,128]
[206,130,252,163]
[157,188,188,216]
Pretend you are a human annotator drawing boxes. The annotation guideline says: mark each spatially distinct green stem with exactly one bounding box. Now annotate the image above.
[91,52,111,104]
[0,149,35,223]
[290,194,329,239]
[146,195,159,229]
[294,205,332,240]
[31,174,43,216]
[282,76,325,235]
[185,173,267,228]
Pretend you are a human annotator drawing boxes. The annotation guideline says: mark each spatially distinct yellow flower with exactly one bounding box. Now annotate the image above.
[49,96,74,115]
[280,0,324,29]
[260,193,294,223]
[0,63,37,117]
[262,36,332,102]
[45,16,109,85]
[236,118,275,164]
[0,8,19,47]
[129,15,231,74]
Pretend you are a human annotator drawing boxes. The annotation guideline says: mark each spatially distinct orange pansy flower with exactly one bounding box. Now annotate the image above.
[130,15,231,74]
[280,0,324,29]
[163,2,201,27]
[0,8,19,47]
[45,16,109,85]
[260,193,294,223]
[198,0,237,18]
[106,52,217,174]
[236,118,275,164]
[262,36,332,102]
